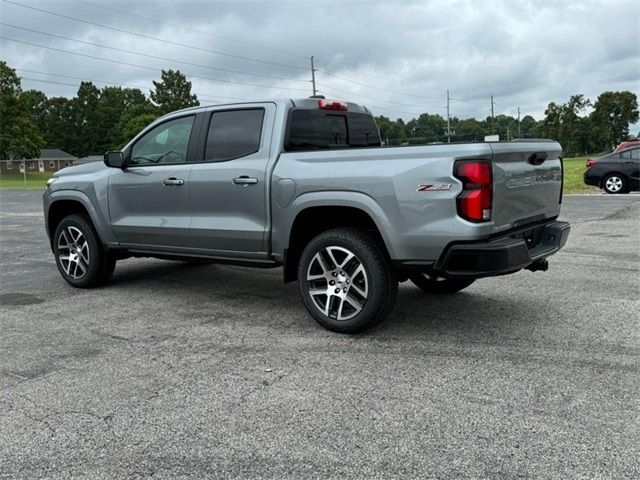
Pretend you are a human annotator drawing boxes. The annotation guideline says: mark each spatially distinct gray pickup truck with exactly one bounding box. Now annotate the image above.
[43,97,570,333]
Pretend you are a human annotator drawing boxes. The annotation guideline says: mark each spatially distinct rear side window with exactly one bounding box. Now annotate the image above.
[285,110,380,151]
[205,109,264,162]
[630,149,640,159]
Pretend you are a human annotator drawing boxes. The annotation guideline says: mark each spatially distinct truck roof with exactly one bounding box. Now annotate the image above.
[157,98,372,122]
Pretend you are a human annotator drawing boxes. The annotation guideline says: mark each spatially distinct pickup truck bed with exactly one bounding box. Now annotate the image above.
[44,97,570,333]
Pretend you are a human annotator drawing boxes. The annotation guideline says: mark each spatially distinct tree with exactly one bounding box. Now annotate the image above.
[375,115,406,145]
[120,113,157,146]
[0,61,43,160]
[537,95,594,155]
[406,113,446,143]
[21,89,48,133]
[520,115,538,138]
[591,91,639,150]
[73,82,101,157]
[150,69,199,115]
[42,96,75,153]
[115,91,157,146]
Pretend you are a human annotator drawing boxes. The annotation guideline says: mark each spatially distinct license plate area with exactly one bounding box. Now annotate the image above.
[510,226,544,250]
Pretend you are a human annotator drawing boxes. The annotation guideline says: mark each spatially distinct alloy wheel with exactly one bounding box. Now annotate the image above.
[306,246,368,321]
[57,226,90,279]
[605,176,623,193]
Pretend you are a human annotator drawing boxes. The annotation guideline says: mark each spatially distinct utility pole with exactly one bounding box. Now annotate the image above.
[507,126,511,142]
[310,56,317,96]
[446,89,451,143]
[490,95,495,134]
[517,106,521,138]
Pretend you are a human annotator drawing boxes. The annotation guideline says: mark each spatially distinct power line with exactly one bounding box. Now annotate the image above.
[316,69,448,101]
[1,36,310,93]
[16,69,247,102]
[71,0,308,60]
[316,82,446,110]
[456,74,640,102]
[2,0,308,71]
[20,77,225,104]
[72,0,468,103]
[1,23,304,83]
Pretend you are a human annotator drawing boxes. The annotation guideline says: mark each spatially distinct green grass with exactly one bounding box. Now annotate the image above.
[0,171,54,189]
[0,158,596,194]
[562,156,598,194]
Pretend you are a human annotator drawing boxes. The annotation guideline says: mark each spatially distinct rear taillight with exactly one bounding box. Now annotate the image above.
[586,159,596,168]
[318,99,348,111]
[454,160,492,222]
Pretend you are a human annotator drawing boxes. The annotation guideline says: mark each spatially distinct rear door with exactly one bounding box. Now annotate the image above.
[187,104,275,254]
[108,114,199,248]
[490,142,563,233]
[621,148,640,188]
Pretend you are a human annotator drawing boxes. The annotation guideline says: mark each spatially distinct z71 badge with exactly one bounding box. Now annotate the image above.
[416,183,452,192]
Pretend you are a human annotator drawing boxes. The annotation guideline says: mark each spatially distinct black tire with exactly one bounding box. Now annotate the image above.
[602,173,627,194]
[298,228,397,334]
[409,273,475,294]
[53,214,115,288]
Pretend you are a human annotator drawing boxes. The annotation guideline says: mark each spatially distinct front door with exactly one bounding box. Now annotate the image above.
[108,114,198,249]
[188,105,273,254]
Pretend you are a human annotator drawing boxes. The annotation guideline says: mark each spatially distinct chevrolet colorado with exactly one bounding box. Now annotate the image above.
[44,97,570,333]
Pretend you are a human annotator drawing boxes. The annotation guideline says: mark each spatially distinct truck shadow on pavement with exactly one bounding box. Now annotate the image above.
[104,260,549,339]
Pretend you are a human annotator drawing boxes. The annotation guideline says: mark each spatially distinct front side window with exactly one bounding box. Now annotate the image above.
[131,116,194,165]
[205,109,264,162]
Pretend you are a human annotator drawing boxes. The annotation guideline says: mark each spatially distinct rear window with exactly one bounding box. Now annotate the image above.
[204,109,264,162]
[285,109,380,151]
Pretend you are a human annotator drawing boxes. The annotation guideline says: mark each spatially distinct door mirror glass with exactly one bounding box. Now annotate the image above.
[104,151,124,168]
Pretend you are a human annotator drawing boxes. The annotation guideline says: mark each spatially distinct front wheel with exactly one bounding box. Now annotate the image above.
[53,214,116,288]
[298,228,397,334]
[409,273,475,294]
[603,174,627,194]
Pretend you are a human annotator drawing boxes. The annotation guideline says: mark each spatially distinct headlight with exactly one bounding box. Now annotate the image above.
[46,177,58,188]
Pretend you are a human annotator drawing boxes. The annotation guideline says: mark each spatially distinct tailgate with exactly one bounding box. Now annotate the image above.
[490,141,563,234]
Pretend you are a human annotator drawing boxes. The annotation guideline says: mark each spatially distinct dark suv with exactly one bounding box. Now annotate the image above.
[584,147,640,194]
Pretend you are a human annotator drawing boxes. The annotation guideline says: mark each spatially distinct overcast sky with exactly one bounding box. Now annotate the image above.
[1,0,639,127]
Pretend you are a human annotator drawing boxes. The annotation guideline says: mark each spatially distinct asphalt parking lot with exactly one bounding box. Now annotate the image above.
[1,190,639,479]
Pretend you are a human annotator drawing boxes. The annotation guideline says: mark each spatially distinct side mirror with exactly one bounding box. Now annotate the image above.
[104,151,124,168]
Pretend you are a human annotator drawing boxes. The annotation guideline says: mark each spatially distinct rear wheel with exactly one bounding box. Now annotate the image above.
[409,273,475,294]
[603,174,626,194]
[298,228,397,334]
[53,214,116,288]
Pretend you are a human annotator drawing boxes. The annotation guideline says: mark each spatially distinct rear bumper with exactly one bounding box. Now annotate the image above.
[434,221,570,278]
[583,169,601,187]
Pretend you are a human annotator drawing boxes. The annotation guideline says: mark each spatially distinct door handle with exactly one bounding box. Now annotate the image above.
[233,176,258,186]
[162,177,184,186]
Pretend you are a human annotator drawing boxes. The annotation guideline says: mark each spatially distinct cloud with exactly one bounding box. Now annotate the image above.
[1,0,638,127]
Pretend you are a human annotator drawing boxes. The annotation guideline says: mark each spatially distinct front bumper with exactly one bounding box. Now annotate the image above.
[434,221,570,278]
